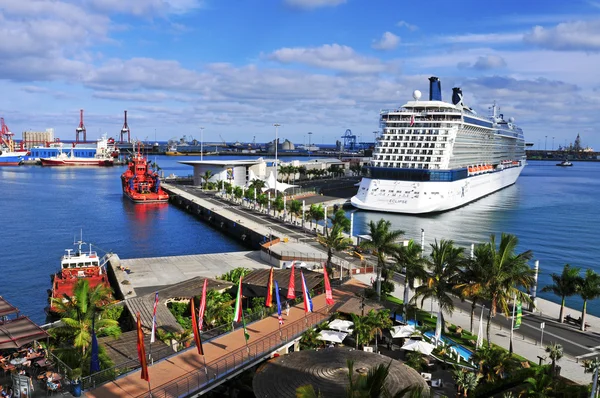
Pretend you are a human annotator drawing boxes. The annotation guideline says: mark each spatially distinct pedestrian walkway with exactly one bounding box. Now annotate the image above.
[355,273,595,385]
[85,281,362,397]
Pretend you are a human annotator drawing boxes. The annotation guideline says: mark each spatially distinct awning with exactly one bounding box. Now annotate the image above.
[327,319,354,333]
[264,171,298,194]
[400,339,435,355]
[0,297,19,318]
[0,317,49,351]
[317,330,348,344]
[390,325,417,338]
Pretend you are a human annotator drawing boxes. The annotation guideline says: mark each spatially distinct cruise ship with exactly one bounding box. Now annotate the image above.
[351,77,526,214]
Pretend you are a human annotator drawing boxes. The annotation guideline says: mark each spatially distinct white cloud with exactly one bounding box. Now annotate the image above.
[87,0,204,16]
[283,0,346,9]
[267,44,391,74]
[458,55,507,70]
[440,32,523,44]
[371,32,400,51]
[396,20,418,31]
[524,19,600,51]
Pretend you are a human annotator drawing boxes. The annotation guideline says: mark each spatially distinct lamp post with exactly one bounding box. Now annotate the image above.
[545,135,548,151]
[308,131,312,156]
[200,127,204,161]
[273,123,281,198]
[552,136,555,151]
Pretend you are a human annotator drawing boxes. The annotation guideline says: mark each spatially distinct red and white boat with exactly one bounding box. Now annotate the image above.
[121,145,169,203]
[47,236,112,316]
[40,135,116,167]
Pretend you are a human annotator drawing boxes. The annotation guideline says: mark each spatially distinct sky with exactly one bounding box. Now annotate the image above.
[0,0,599,149]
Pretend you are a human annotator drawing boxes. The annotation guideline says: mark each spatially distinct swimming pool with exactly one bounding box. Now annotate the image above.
[423,331,473,362]
[393,314,418,326]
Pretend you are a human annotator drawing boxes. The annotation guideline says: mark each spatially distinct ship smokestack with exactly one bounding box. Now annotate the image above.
[452,87,463,105]
[428,76,442,101]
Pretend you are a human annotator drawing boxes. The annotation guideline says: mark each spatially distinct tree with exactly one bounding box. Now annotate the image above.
[474,234,534,347]
[455,244,490,333]
[201,170,213,188]
[233,186,244,203]
[288,199,302,223]
[541,264,582,323]
[327,208,351,235]
[360,219,404,300]
[249,178,266,191]
[412,239,463,328]
[545,342,563,376]
[391,240,425,315]
[300,327,322,349]
[350,314,372,349]
[522,367,554,397]
[308,204,325,230]
[471,345,514,383]
[578,269,600,331]
[203,290,234,329]
[453,369,481,397]
[219,267,250,284]
[317,224,353,275]
[273,195,285,216]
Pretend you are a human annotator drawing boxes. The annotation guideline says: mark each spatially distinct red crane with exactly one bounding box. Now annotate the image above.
[120,110,130,143]
[76,109,86,143]
[0,117,15,150]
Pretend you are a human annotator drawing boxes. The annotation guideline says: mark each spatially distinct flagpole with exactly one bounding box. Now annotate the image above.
[510,292,516,355]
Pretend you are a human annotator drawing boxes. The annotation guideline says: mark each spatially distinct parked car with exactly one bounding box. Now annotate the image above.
[282,261,311,270]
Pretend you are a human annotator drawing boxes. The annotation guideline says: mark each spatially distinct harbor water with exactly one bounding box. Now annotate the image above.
[0,157,598,323]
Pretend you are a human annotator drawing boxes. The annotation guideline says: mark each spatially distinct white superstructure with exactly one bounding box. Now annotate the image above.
[351,76,526,214]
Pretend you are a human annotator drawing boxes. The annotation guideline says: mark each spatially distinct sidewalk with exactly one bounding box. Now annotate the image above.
[353,273,593,385]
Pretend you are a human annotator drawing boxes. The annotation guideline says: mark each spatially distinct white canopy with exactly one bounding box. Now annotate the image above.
[317,330,348,344]
[265,171,298,194]
[327,319,354,333]
[401,339,435,355]
[390,325,417,339]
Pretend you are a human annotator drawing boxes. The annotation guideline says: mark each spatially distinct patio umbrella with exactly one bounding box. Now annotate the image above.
[317,330,348,344]
[401,339,435,355]
[390,325,417,338]
[327,319,354,332]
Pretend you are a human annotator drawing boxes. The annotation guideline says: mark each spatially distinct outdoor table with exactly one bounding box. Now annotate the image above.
[10,357,26,366]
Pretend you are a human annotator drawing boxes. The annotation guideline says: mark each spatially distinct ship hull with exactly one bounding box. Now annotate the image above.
[123,191,169,204]
[0,153,23,166]
[40,158,114,167]
[351,165,524,214]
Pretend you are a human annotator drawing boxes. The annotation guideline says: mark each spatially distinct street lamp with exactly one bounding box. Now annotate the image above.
[200,126,204,161]
[545,135,548,151]
[552,136,555,151]
[273,123,281,197]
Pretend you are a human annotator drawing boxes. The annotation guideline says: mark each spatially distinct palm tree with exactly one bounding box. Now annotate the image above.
[545,342,563,376]
[541,264,582,323]
[308,204,325,230]
[203,290,234,329]
[578,269,600,331]
[50,280,120,371]
[391,240,426,316]
[288,199,302,223]
[412,240,463,330]
[300,327,322,349]
[219,267,250,284]
[201,170,213,188]
[328,208,351,235]
[364,309,391,352]
[249,178,266,191]
[317,224,353,275]
[360,219,404,300]
[522,367,554,397]
[350,314,372,349]
[474,233,534,346]
[453,369,481,397]
[455,244,490,333]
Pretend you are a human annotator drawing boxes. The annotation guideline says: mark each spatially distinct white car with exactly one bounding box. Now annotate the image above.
[282,261,311,270]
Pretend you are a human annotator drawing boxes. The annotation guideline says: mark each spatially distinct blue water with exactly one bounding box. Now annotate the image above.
[423,331,473,362]
[350,161,600,317]
[1,158,599,323]
[0,155,248,324]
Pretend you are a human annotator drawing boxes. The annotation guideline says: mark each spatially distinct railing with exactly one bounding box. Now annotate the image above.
[135,310,329,398]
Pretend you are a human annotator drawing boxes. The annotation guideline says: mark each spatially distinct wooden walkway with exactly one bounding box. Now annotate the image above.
[85,281,365,398]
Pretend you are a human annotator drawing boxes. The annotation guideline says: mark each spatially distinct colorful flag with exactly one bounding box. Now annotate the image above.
[190,297,204,355]
[150,292,159,343]
[323,266,334,306]
[265,267,274,308]
[136,313,150,382]
[301,271,313,313]
[233,276,244,323]
[198,279,208,331]
[287,262,296,299]
[515,300,522,329]
[275,281,283,325]
[90,316,100,373]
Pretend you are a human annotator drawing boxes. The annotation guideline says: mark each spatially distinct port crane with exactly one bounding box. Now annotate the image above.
[75,109,86,143]
[341,129,357,151]
[0,117,15,151]
[120,110,130,143]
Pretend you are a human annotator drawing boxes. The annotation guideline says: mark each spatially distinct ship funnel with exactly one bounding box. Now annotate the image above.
[452,87,463,105]
[428,76,442,101]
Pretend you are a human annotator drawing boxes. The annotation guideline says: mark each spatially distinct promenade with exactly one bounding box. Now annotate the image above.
[85,281,363,398]
[356,273,599,385]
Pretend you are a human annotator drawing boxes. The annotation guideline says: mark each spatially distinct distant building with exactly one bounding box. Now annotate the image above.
[22,128,54,147]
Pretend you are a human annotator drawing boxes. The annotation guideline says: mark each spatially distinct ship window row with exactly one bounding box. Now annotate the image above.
[381,135,445,142]
[384,129,447,135]
[369,167,468,181]
[62,261,99,269]
[384,122,457,129]
[379,142,446,149]
[375,149,443,157]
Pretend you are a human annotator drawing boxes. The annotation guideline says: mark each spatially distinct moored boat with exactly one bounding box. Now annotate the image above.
[556,159,573,167]
[0,117,24,166]
[47,237,112,316]
[121,145,169,203]
[40,135,116,166]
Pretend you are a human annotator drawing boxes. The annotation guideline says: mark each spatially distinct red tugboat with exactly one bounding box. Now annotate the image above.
[48,237,112,316]
[121,145,169,203]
